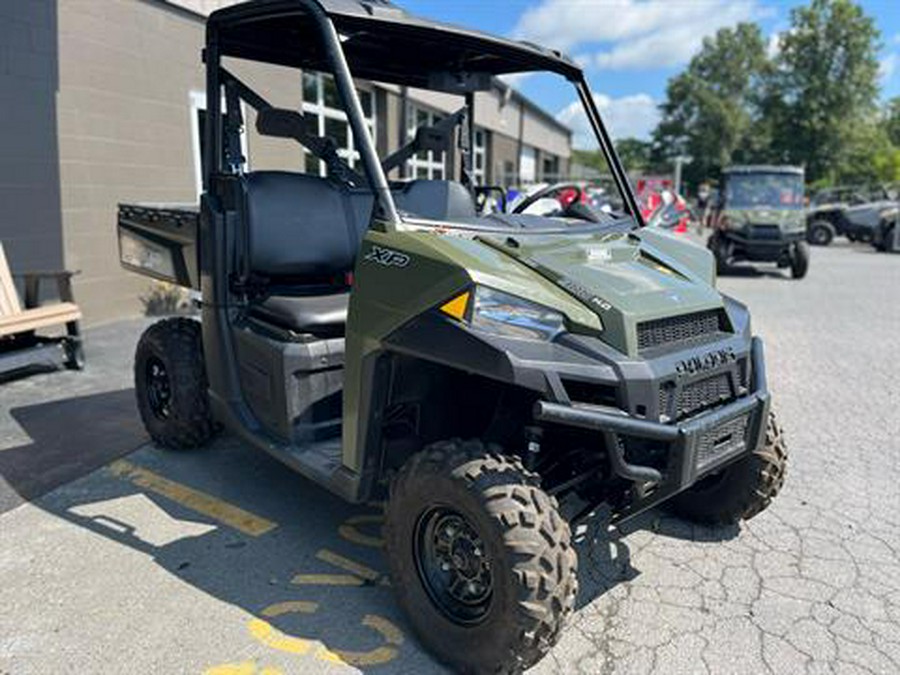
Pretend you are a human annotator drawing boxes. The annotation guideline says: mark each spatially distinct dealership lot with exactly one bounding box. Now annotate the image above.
[1,241,899,675]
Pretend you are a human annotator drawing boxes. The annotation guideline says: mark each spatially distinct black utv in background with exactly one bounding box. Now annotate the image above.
[806,184,897,246]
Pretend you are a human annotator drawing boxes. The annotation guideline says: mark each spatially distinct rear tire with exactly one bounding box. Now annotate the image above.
[134,318,215,450]
[807,220,834,246]
[666,411,787,526]
[875,223,895,252]
[384,439,577,674]
[790,241,810,279]
[708,233,729,274]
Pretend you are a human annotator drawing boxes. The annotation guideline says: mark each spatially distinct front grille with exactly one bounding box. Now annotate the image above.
[637,310,725,352]
[658,360,747,421]
[696,414,750,469]
[680,374,733,418]
[749,224,782,240]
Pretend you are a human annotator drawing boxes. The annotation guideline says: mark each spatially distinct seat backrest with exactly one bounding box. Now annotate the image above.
[243,171,374,279]
[0,243,22,317]
[391,180,476,221]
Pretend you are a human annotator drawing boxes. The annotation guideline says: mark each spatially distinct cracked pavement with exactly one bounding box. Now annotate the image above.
[1,242,898,674]
[535,242,900,675]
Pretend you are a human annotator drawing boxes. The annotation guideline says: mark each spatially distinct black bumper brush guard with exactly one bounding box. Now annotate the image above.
[535,337,770,524]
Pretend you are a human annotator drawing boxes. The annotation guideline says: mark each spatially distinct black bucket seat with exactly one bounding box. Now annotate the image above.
[241,171,474,337]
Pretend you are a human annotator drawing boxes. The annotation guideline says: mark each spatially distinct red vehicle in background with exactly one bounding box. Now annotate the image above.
[636,176,674,197]
[636,177,692,233]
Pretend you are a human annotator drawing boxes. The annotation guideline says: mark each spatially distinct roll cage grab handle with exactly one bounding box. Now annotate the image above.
[204,4,642,231]
[204,5,400,228]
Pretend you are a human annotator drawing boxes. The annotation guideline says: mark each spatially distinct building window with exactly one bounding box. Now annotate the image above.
[190,91,248,198]
[542,154,560,183]
[473,128,487,185]
[301,71,375,177]
[406,103,446,180]
[519,145,537,184]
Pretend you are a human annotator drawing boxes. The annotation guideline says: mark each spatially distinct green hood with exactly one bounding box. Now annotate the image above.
[475,229,723,355]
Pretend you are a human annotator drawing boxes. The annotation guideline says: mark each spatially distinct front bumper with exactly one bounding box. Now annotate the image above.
[722,229,805,262]
[535,337,771,524]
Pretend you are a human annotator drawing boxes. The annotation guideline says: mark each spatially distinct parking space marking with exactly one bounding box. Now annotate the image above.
[206,507,403,673]
[262,601,320,618]
[249,603,403,667]
[337,513,384,548]
[107,459,277,537]
[316,549,380,581]
[290,573,365,587]
[291,548,390,588]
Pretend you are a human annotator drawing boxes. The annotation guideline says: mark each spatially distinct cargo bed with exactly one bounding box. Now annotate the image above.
[118,203,200,289]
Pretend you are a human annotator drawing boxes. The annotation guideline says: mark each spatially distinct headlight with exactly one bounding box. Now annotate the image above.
[440,286,565,341]
[879,207,898,222]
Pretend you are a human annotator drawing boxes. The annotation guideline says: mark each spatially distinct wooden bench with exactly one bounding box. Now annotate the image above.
[0,242,84,373]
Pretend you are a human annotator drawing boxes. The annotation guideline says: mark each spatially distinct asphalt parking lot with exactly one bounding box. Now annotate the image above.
[1,240,899,675]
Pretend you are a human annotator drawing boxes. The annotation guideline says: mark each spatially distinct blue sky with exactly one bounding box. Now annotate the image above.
[399,0,900,147]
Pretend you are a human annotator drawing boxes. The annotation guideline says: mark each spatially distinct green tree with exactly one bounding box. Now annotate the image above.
[883,97,900,147]
[769,0,881,183]
[651,23,769,190]
[571,148,608,175]
[613,138,653,173]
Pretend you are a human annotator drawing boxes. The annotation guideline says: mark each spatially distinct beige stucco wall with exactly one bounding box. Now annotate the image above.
[408,86,571,162]
[2,0,571,325]
[522,110,571,160]
[54,0,299,325]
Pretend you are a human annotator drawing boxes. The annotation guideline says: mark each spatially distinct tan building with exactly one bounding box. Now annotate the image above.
[0,0,572,325]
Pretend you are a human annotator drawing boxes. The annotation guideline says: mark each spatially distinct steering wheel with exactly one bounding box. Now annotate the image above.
[512,183,598,222]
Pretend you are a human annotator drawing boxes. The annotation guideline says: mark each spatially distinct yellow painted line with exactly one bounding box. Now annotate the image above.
[321,615,403,666]
[362,614,404,646]
[248,618,314,656]
[107,459,277,537]
[338,514,384,548]
[261,601,319,617]
[321,643,398,667]
[316,549,381,581]
[290,573,364,587]
[248,607,403,668]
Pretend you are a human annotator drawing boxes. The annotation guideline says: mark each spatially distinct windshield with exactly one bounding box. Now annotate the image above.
[216,55,635,233]
[387,73,633,232]
[724,172,805,210]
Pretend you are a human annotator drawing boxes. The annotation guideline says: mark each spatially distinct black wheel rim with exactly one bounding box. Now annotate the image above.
[414,506,493,625]
[145,356,172,421]
[813,227,828,244]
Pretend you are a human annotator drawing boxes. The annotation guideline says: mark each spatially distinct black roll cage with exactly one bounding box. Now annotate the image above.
[203,0,644,230]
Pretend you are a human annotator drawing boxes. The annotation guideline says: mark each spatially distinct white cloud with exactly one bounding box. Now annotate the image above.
[557,93,660,147]
[513,0,761,71]
[880,53,897,83]
[766,33,780,59]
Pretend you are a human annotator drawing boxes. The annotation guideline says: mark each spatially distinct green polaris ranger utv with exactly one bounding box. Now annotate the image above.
[709,165,810,279]
[117,1,787,671]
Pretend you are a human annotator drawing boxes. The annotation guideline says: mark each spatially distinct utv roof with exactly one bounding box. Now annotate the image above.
[723,165,804,176]
[207,0,583,88]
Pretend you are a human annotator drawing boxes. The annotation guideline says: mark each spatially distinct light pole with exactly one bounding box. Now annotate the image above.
[673,155,692,195]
